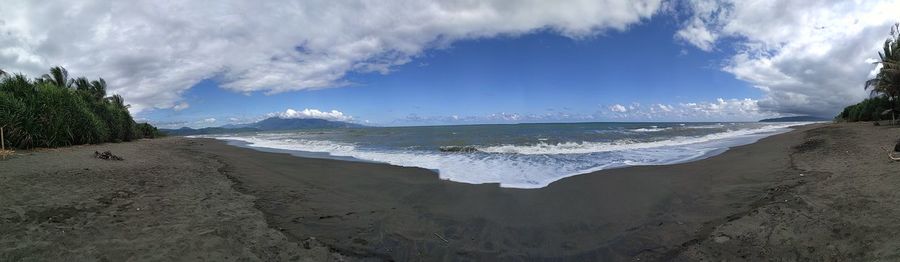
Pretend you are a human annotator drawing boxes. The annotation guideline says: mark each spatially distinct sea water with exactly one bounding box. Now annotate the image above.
[201,122,811,188]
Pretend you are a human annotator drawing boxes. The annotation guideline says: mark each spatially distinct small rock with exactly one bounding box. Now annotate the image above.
[714,235,731,243]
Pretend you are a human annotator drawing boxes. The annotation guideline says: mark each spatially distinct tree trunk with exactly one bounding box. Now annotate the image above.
[891,94,897,125]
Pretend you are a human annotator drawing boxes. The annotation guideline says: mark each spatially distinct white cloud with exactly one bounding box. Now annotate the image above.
[656,104,673,112]
[602,98,779,121]
[677,0,900,116]
[0,0,663,113]
[488,113,522,121]
[172,102,190,111]
[394,98,776,124]
[272,108,352,122]
[395,110,598,125]
[201,118,216,124]
[609,104,628,112]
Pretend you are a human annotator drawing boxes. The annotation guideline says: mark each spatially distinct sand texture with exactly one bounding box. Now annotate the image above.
[0,139,340,261]
[2,122,900,261]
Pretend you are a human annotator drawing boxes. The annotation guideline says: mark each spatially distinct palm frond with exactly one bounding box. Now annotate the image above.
[41,66,72,88]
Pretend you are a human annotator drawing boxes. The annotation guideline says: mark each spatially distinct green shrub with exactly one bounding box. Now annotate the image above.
[837,96,894,122]
[135,122,164,138]
[0,67,160,149]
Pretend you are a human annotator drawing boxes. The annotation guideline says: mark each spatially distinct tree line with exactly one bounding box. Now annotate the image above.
[838,22,900,122]
[0,66,162,149]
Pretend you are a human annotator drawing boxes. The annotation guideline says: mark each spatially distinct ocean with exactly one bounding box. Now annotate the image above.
[201,122,811,188]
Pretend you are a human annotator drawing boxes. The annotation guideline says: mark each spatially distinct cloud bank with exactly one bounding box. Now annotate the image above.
[0,0,662,112]
[3,0,895,118]
[609,104,629,113]
[676,0,900,116]
[395,98,773,125]
[271,108,353,122]
[602,98,778,121]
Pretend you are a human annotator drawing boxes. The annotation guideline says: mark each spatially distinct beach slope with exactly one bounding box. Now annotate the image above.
[0,139,339,261]
[2,122,899,261]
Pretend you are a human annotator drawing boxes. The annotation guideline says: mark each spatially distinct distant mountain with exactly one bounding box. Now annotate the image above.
[161,117,365,136]
[759,116,830,122]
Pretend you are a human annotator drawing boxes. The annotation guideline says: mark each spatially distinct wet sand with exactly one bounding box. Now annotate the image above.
[3,122,900,261]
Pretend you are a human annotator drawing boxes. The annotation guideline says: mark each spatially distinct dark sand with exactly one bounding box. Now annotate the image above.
[3,122,900,261]
[0,139,339,261]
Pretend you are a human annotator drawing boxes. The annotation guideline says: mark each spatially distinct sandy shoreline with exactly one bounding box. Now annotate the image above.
[0,138,339,261]
[3,122,900,261]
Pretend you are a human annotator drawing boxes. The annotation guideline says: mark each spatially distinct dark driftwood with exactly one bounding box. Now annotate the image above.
[94,151,123,161]
[882,146,900,161]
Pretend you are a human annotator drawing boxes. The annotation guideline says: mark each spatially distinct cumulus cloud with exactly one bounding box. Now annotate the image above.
[676,0,900,116]
[0,0,663,113]
[271,108,353,122]
[602,98,779,121]
[656,104,673,112]
[609,104,628,113]
[674,0,722,52]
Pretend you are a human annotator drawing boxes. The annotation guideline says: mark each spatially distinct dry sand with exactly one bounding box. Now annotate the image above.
[2,122,900,261]
[0,139,340,261]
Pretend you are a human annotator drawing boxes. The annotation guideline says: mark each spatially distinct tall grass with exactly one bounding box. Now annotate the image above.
[0,67,162,149]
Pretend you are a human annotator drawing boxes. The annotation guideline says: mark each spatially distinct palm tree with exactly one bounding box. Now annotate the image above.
[107,94,129,109]
[0,69,7,78]
[89,78,107,101]
[865,23,900,123]
[41,66,73,88]
[73,77,91,92]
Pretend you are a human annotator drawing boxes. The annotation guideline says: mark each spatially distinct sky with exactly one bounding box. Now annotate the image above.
[1,0,898,127]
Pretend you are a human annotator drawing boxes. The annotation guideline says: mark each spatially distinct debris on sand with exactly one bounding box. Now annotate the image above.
[0,149,13,159]
[94,151,123,161]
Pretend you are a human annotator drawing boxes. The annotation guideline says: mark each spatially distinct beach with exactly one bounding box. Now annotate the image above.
[3,122,900,261]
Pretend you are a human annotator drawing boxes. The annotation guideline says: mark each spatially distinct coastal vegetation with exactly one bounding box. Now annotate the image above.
[838,23,900,122]
[838,96,893,122]
[0,67,162,149]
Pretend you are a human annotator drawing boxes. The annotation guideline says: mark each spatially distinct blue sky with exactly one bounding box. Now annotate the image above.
[142,15,766,127]
[4,1,897,127]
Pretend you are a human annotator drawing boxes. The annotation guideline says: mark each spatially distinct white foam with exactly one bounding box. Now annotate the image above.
[631,127,672,132]
[215,135,358,154]
[476,123,799,155]
[202,122,809,189]
[683,123,726,129]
